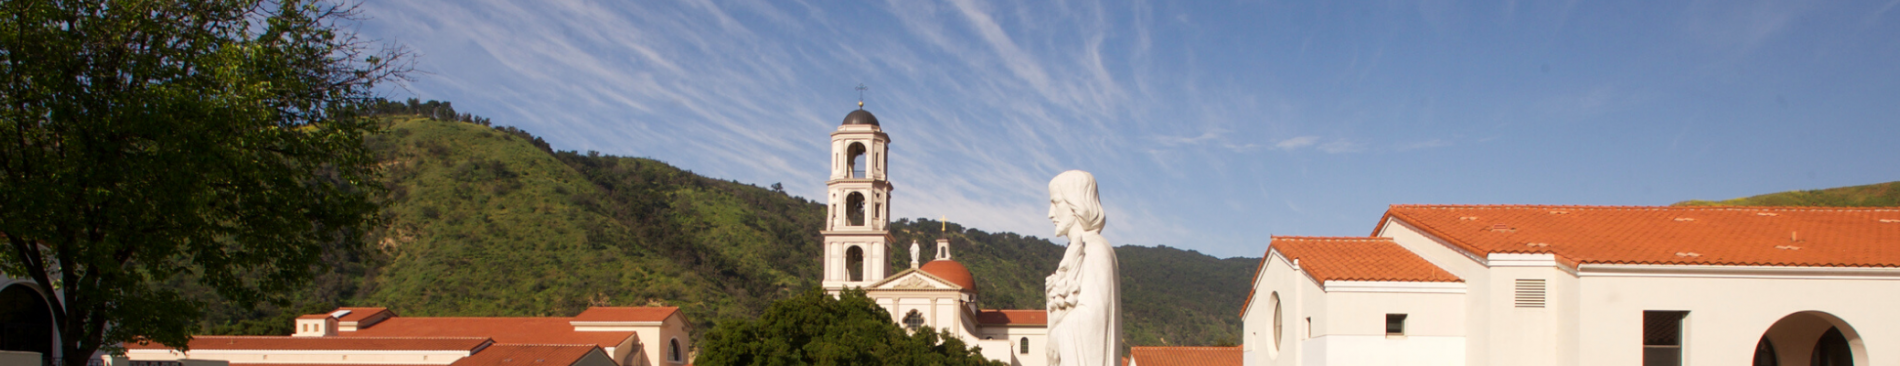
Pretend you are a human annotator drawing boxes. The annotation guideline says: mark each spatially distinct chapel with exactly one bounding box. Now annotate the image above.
[818,105,1049,366]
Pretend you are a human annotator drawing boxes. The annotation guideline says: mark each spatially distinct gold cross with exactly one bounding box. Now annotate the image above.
[940,215,946,232]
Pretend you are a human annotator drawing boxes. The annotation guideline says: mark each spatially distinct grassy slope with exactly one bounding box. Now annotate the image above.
[199,115,1251,348]
[1673,181,1900,207]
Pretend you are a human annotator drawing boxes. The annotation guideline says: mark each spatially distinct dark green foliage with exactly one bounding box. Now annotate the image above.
[697,288,1004,366]
[1675,181,1900,207]
[0,1,407,363]
[195,109,1253,351]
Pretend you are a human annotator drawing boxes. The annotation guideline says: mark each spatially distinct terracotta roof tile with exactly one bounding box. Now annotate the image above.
[975,309,1047,326]
[231,364,439,366]
[571,307,678,322]
[451,344,603,366]
[340,318,634,348]
[124,336,491,351]
[335,307,392,323]
[1270,236,1462,283]
[919,260,978,292]
[1127,346,1240,366]
[1382,205,1900,267]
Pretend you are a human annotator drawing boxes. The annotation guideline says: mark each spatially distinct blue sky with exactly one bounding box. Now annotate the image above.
[357,0,1900,259]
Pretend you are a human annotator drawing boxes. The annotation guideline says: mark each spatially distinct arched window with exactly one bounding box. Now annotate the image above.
[846,142,867,178]
[903,310,925,331]
[669,338,681,363]
[1019,337,1030,354]
[846,192,865,226]
[846,246,865,282]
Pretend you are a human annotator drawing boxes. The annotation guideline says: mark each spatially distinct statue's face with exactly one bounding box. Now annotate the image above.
[1048,197,1076,238]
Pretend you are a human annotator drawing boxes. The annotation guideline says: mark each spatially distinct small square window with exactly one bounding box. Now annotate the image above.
[1385,314,1408,336]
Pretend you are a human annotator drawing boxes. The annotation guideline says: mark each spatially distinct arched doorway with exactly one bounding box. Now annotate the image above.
[1756,311,1864,366]
[0,283,53,359]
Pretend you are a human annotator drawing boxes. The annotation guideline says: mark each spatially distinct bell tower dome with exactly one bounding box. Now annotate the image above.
[822,104,894,294]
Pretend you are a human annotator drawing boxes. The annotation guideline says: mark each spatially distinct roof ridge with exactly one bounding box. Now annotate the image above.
[487,343,601,347]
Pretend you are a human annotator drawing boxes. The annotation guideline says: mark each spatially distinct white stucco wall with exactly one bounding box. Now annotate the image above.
[1243,250,1467,366]
[1576,266,1900,365]
[977,325,1048,366]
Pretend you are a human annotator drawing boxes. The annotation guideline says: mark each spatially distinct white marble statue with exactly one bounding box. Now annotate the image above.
[1045,170,1120,366]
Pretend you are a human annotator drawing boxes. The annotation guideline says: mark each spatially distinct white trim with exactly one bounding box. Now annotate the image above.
[1322,281,1466,294]
[1486,253,1559,267]
[1577,264,1900,280]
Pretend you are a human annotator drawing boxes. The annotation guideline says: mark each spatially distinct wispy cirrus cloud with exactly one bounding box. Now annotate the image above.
[1273,136,1319,150]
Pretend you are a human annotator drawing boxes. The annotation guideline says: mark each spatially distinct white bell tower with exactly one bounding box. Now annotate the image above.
[822,102,894,294]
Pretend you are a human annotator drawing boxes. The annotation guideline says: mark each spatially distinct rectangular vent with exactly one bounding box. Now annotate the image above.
[1515,279,1547,308]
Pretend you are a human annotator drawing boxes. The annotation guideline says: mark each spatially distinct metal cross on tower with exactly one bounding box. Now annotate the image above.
[856,84,868,109]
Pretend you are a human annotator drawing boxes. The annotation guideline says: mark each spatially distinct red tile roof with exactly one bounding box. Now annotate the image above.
[451,344,604,366]
[296,314,332,320]
[125,336,491,351]
[1381,205,1900,267]
[919,260,978,292]
[975,309,1047,326]
[1127,346,1240,366]
[1270,236,1462,283]
[335,307,393,323]
[571,307,678,322]
[341,318,634,348]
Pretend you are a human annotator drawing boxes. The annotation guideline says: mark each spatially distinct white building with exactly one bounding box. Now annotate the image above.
[125,306,689,366]
[1241,204,1900,366]
[817,106,1049,366]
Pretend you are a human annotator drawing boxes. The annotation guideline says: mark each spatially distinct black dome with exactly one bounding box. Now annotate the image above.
[841,109,880,126]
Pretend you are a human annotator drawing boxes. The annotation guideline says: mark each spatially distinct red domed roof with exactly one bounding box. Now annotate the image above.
[919,260,977,293]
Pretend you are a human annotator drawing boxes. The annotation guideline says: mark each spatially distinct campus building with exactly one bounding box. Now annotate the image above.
[1241,204,1900,366]
[122,306,691,366]
[817,106,1049,366]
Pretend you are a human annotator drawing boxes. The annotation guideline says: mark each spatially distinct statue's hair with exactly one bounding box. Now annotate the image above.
[1049,170,1106,232]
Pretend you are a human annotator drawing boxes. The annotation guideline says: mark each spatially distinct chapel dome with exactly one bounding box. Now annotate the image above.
[841,109,880,126]
[919,260,977,293]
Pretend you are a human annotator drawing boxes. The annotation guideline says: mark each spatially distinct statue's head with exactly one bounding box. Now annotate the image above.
[1047,170,1106,237]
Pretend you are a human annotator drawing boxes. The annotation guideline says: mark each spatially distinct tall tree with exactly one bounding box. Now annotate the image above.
[697,288,1005,366]
[0,1,408,364]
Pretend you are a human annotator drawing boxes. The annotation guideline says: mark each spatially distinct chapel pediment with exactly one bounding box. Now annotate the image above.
[868,269,962,291]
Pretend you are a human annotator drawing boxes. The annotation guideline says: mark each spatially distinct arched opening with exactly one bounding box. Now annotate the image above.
[668,338,681,363]
[846,192,865,226]
[1758,311,1865,366]
[1756,336,1779,366]
[1019,337,1030,354]
[903,310,925,331]
[846,142,867,178]
[845,246,864,282]
[0,284,53,359]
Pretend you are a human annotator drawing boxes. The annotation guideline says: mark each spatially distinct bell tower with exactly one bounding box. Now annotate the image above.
[822,103,894,294]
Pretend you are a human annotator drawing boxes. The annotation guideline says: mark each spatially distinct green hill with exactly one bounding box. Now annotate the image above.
[194,104,1250,349]
[1673,181,1900,207]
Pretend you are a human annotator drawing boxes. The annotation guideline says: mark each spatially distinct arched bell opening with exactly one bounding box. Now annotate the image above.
[1756,310,1865,366]
[846,142,867,178]
[845,246,865,282]
[0,283,53,360]
[846,192,866,227]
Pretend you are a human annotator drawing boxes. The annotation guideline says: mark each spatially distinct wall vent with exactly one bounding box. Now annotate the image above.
[1514,279,1547,308]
